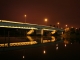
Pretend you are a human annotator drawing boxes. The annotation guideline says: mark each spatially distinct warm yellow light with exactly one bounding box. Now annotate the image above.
[0,41,37,47]
[71,27,73,28]
[65,27,69,31]
[43,50,46,54]
[51,30,56,34]
[62,32,63,34]
[51,36,55,42]
[27,36,34,41]
[76,28,77,29]
[23,56,25,58]
[64,40,69,44]
[57,22,59,25]
[44,18,48,22]
[24,15,26,17]
[27,29,34,35]
[43,40,51,43]
[65,25,68,27]
[65,44,66,47]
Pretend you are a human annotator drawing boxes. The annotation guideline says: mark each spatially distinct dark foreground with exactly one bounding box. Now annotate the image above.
[0,36,80,60]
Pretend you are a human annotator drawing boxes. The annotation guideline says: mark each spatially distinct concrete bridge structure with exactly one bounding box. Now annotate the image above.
[0,20,64,36]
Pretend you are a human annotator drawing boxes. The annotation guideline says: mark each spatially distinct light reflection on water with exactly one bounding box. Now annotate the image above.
[22,55,25,59]
[0,36,56,47]
[43,50,46,54]
[0,36,80,60]
[64,44,67,47]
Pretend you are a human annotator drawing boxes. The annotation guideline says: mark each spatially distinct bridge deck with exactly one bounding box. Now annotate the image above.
[0,20,63,31]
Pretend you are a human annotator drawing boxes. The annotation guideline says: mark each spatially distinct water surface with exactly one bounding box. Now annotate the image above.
[0,36,80,60]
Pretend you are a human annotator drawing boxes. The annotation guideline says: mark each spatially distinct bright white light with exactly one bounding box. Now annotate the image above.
[43,50,46,54]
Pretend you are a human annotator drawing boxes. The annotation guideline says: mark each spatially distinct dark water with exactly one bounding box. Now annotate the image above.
[0,36,80,60]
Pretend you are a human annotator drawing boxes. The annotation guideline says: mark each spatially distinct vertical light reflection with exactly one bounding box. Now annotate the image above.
[43,50,46,54]
[51,36,55,42]
[23,55,25,59]
[65,44,67,47]
[56,44,58,50]
[56,47,58,50]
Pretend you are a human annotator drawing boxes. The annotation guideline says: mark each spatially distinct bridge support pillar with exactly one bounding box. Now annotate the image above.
[36,29,43,36]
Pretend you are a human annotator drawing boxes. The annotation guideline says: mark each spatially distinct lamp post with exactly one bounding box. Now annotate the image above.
[44,18,48,26]
[71,26,73,28]
[24,15,27,23]
[65,25,68,28]
[76,28,77,29]
[57,22,60,28]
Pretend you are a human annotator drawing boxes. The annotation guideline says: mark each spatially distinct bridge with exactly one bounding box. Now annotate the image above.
[0,20,64,36]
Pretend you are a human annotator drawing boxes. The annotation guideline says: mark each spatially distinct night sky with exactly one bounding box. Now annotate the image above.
[0,0,80,28]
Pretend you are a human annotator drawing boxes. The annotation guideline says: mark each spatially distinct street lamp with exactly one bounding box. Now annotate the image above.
[24,15,27,23]
[71,26,73,28]
[65,25,68,28]
[44,18,48,25]
[76,28,77,29]
[57,22,60,28]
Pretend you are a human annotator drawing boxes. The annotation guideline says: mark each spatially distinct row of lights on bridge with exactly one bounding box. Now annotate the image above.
[57,22,78,29]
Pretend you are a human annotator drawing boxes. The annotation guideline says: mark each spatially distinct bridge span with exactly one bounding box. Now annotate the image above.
[0,20,64,36]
